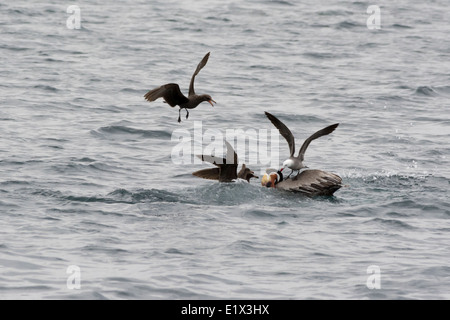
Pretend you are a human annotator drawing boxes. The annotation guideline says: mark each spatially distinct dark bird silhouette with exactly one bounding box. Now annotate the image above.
[144,52,216,123]
[193,141,258,183]
[265,111,339,177]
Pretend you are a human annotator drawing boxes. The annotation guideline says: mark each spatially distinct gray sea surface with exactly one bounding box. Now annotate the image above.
[0,0,449,299]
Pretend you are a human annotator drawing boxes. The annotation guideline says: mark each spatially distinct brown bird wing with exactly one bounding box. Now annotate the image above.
[275,169,342,196]
[218,141,238,182]
[192,168,220,180]
[297,123,339,161]
[265,111,295,157]
[144,83,189,107]
[196,141,237,166]
[189,52,210,97]
[224,140,238,165]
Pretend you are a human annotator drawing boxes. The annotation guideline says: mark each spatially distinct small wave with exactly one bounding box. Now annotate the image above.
[364,217,416,230]
[303,52,336,59]
[206,16,231,22]
[227,240,264,253]
[242,209,277,219]
[120,88,143,94]
[335,21,360,29]
[51,161,122,175]
[0,159,44,166]
[310,23,331,28]
[422,266,450,278]
[72,157,96,163]
[0,180,31,186]
[415,86,438,97]
[64,194,131,204]
[433,85,450,97]
[267,0,294,6]
[189,182,265,206]
[32,188,131,205]
[380,199,424,211]
[96,125,172,139]
[0,200,19,209]
[42,57,65,63]
[38,188,186,205]
[81,245,129,255]
[0,257,44,270]
[107,188,186,204]
[6,8,42,17]
[392,23,413,29]
[0,44,30,51]
[317,10,353,16]
[164,248,194,255]
[341,169,431,182]
[33,84,59,92]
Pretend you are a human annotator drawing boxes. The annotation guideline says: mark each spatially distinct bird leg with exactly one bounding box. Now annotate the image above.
[185,109,189,119]
[178,109,182,123]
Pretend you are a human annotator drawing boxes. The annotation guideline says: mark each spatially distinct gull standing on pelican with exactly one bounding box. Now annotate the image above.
[144,52,216,123]
[262,112,342,196]
[265,111,339,177]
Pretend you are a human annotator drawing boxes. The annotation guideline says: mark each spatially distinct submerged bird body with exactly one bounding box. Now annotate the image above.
[144,52,216,122]
[261,168,342,196]
[274,169,342,196]
[193,141,258,183]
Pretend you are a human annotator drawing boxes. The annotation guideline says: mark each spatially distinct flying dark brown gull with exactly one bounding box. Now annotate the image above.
[262,112,342,196]
[144,52,216,123]
[265,111,339,177]
[193,141,258,183]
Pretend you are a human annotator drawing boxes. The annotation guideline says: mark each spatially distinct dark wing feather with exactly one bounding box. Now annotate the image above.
[192,168,220,180]
[196,155,226,166]
[275,170,342,196]
[298,123,339,161]
[144,83,189,107]
[224,141,238,165]
[189,52,210,97]
[219,141,238,182]
[265,111,295,157]
[194,140,238,182]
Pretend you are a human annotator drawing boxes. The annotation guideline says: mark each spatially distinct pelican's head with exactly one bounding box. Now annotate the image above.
[261,169,280,188]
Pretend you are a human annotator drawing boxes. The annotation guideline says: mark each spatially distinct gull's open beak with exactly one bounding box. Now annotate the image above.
[208,99,216,107]
[251,171,258,179]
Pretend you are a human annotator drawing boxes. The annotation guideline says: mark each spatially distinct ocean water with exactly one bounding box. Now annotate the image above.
[1,0,449,299]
